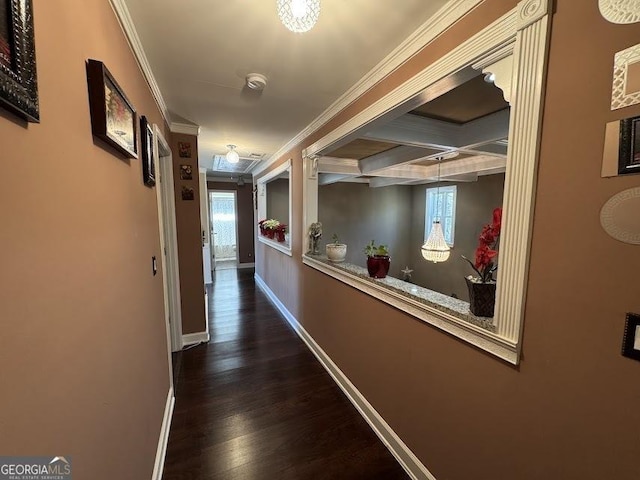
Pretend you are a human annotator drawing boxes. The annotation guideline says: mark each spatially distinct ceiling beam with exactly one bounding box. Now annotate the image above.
[359,145,448,175]
[318,173,357,186]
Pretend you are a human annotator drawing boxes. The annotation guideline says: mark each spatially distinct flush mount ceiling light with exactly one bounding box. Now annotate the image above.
[246,73,267,91]
[277,0,320,33]
[421,157,451,263]
[226,145,239,164]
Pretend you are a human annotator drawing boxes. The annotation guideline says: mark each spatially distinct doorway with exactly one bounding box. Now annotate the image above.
[209,191,239,270]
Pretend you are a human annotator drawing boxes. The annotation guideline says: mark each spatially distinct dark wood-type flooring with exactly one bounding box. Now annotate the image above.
[162,267,409,480]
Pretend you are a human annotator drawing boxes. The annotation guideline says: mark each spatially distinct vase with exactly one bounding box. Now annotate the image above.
[275,230,286,243]
[367,255,390,279]
[265,229,275,239]
[465,277,496,317]
[326,243,347,262]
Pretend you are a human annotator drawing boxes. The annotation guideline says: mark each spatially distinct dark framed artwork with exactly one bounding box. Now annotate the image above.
[86,59,137,158]
[618,115,640,175]
[621,313,640,362]
[181,186,195,201]
[178,141,191,158]
[0,0,39,122]
[180,164,193,180]
[140,116,155,187]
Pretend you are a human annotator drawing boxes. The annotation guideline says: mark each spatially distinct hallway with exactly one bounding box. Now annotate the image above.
[162,268,409,479]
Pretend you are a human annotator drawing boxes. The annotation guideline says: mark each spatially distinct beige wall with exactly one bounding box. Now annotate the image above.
[257,2,640,479]
[207,181,256,264]
[170,133,206,334]
[265,178,290,227]
[0,1,170,478]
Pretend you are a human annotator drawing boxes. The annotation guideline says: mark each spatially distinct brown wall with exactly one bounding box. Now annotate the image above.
[207,181,256,264]
[170,133,206,334]
[256,2,640,479]
[0,1,170,478]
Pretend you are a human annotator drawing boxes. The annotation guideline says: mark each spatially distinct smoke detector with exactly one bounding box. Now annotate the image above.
[246,73,267,91]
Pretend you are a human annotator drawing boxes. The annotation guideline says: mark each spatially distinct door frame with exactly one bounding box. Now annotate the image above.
[154,125,183,352]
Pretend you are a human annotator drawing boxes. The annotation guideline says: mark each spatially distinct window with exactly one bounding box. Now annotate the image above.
[425,185,456,246]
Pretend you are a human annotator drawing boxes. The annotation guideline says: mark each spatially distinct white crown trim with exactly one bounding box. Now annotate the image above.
[170,122,201,136]
[108,0,170,125]
[252,0,483,176]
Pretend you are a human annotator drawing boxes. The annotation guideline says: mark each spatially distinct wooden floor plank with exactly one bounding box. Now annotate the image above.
[163,268,409,480]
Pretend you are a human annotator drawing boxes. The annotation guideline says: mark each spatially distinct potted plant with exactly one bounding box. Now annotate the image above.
[326,233,347,263]
[258,218,282,240]
[462,207,502,317]
[364,240,390,278]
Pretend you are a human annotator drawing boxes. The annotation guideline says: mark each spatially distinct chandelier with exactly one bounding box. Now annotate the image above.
[277,0,320,33]
[421,157,451,263]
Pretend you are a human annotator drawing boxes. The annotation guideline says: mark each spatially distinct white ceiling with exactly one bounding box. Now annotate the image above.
[122,0,450,174]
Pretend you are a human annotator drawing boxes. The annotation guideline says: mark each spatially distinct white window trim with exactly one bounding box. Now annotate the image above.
[302,0,553,365]
[257,159,293,257]
[426,185,457,247]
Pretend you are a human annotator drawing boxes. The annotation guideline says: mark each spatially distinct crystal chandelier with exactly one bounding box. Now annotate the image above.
[421,157,451,263]
[277,0,320,33]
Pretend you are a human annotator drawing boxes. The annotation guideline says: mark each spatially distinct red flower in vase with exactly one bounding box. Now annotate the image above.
[463,207,502,283]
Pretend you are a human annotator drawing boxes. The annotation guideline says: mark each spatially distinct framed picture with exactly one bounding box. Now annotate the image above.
[86,59,137,158]
[622,313,640,361]
[619,115,640,175]
[180,164,193,180]
[181,186,195,201]
[140,116,155,187]
[178,142,191,158]
[0,0,39,122]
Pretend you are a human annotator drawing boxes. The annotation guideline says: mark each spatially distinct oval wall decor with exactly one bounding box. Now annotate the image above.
[600,187,640,244]
[599,0,640,24]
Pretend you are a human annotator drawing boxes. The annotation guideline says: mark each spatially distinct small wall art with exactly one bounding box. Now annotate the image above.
[0,0,39,122]
[178,142,191,158]
[619,115,640,175]
[611,43,640,110]
[181,186,195,201]
[140,116,155,187]
[86,59,137,158]
[180,164,193,180]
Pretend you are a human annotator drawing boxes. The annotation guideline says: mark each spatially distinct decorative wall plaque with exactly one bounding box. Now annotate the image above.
[600,187,640,244]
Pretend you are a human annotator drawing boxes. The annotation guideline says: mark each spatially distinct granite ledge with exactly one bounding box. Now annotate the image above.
[304,254,496,333]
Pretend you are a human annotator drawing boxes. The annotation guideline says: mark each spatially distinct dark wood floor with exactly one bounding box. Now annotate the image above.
[162,267,409,480]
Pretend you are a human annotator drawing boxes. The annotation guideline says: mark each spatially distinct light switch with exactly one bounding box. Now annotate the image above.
[152,256,157,276]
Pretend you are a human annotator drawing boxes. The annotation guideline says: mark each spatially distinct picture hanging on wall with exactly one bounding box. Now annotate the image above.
[0,0,39,122]
[86,59,137,158]
[180,164,193,180]
[140,116,155,187]
[178,142,191,158]
[619,114,640,175]
[181,186,195,201]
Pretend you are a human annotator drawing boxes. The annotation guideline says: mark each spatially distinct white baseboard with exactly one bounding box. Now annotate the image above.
[182,331,210,346]
[238,262,255,269]
[254,274,436,480]
[152,387,175,480]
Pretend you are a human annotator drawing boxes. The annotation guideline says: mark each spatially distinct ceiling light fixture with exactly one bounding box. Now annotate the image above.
[277,0,320,33]
[226,145,239,164]
[246,73,267,91]
[421,157,451,263]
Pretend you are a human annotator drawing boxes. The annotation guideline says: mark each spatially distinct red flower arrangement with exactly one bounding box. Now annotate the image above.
[462,207,502,283]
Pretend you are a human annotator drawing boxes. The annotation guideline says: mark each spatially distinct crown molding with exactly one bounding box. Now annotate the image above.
[252,0,483,176]
[169,122,201,136]
[108,0,170,125]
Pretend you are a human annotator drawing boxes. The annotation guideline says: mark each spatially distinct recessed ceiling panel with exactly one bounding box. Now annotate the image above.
[328,139,398,159]
[412,75,509,124]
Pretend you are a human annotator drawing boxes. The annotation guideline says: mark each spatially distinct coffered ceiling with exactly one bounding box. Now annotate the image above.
[317,72,510,187]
